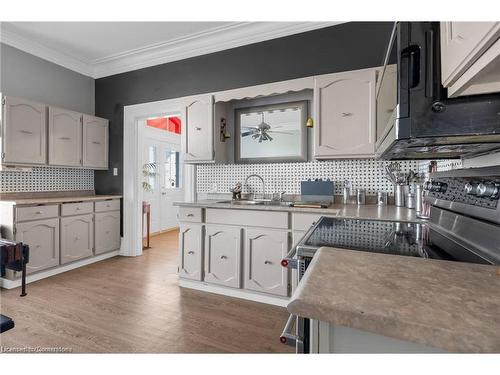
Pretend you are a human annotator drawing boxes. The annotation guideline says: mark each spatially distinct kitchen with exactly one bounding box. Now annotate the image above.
[1,5,500,373]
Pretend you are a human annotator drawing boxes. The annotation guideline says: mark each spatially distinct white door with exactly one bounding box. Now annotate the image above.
[142,125,184,234]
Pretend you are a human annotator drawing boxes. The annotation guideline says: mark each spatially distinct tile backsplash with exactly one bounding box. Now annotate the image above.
[197,159,421,196]
[0,167,94,193]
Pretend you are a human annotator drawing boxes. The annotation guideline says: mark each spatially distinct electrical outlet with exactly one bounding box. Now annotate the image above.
[113,168,118,176]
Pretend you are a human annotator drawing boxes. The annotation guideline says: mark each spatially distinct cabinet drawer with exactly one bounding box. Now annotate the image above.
[16,205,59,222]
[178,207,203,222]
[94,199,120,212]
[206,208,288,229]
[61,202,94,216]
[292,212,338,231]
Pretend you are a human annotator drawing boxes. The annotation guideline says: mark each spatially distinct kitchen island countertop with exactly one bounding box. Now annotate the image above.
[287,247,500,353]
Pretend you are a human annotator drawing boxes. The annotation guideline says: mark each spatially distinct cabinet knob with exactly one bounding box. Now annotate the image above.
[220,255,227,260]
[341,112,353,117]
[106,231,110,234]
[35,211,43,215]
[264,260,272,265]
[74,236,79,241]
[194,127,202,131]
[186,213,194,217]
[188,251,195,255]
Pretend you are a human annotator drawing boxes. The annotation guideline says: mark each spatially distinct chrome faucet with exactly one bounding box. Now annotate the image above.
[244,174,266,200]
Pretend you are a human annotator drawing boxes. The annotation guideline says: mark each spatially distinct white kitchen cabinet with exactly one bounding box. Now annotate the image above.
[48,107,82,167]
[15,218,60,274]
[60,214,94,264]
[83,114,108,169]
[178,223,204,281]
[94,211,121,255]
[183,94,214,163]
[1,96,47,165]
[314,69,376,158]
[441,22,500,97]
[244,229,289,297]
[204,225,242,288]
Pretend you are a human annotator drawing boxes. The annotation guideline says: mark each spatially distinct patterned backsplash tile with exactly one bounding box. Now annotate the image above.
[197,159,422,196]
[0,167,94,193]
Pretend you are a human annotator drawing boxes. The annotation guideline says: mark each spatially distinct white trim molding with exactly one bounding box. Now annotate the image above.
[1,22,341,79]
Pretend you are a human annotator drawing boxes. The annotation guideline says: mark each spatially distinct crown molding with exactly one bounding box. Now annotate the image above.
[0,28,93,77]
[1,22,341,79]
[91,22,341,78]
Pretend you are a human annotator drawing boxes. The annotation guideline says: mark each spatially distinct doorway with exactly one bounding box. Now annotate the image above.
[142,116,184,234]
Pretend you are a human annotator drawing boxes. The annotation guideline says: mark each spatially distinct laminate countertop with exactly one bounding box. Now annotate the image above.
[287,247,500,353]
[0,195,122,205]
[175,200,421,223]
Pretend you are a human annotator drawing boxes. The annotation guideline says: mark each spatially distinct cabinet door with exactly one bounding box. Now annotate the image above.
[184,95,214,162]
[178,223,203,281]
[244,229,289,296]
[204,225,241,288]
[440,22,500,86]
[314,69,376,158]
[15,218,59,274]
[2,96,47,165]
[83,114,108,169]
[95,211,120,254]
[60,214,94,264]
[48,107,82,166]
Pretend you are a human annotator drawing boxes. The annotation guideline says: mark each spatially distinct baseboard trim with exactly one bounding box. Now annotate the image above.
[0,250,120,289]
[178,278,289,307]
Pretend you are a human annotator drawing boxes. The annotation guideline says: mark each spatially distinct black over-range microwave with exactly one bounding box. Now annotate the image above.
[375,22,500,160]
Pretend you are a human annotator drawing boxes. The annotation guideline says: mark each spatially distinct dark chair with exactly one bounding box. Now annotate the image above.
[0,314,15,333]
[0,239,29,297]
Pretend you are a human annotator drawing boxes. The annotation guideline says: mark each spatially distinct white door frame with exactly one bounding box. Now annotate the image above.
[122,98,195,257]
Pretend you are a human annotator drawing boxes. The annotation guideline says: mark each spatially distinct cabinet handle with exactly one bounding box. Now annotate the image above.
[35,210,43,214]
[59,136,71,140]
[341,112,353,117]
[194,127,202,131]
[92,141,101,145]
[76,207,81,211]
[264,260,273,265]
[220,255,227,260]
[35,244,41,248]
[186,213,194,217]
[20,130,33,134]
[188,251,195,255]
[105,231,110,234]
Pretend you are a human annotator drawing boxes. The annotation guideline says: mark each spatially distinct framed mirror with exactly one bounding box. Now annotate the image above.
[235,101,308,163]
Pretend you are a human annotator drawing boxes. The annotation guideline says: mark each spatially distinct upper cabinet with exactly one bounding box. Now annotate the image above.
[441,22,500,97]
[1,95,109,170]
[82,114,109,169]
[183,94,214,163]
[314,69,376,159]
[1,96,47,165]
[48,107,82,167]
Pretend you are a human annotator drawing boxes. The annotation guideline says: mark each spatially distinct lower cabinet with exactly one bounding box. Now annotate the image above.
[15,218,60,274]
[60,214,94,264]
[204,225,242,288]
[244,229,289,296]
[178,223,203,281]
[94,211,121,254]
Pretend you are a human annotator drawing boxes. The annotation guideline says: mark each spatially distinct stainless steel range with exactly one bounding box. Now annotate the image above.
[280,166,500,353]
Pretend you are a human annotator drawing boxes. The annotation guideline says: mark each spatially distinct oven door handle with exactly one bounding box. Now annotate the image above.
[279,314,303,347]
[281,247,298,269]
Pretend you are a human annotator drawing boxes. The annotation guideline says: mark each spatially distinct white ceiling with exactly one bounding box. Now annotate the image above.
[0,21,340,78]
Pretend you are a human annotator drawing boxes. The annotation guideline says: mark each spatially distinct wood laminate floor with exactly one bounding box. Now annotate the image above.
[0,231,293,353]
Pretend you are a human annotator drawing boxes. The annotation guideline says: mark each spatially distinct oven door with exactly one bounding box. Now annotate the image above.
[280,314,309,354]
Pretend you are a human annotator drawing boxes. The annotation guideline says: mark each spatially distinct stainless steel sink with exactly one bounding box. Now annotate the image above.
[216,199,293,207]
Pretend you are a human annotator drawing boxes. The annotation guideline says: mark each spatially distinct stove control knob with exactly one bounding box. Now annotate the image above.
[464,183,479,195]
[429,181,448,193]
[476,182,499,199]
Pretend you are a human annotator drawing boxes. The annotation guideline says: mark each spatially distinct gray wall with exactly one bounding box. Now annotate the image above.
[95,22,394,195]
[0,43,94,114]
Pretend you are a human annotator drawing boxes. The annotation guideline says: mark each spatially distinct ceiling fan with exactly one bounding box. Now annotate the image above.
[241,112,293,143]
